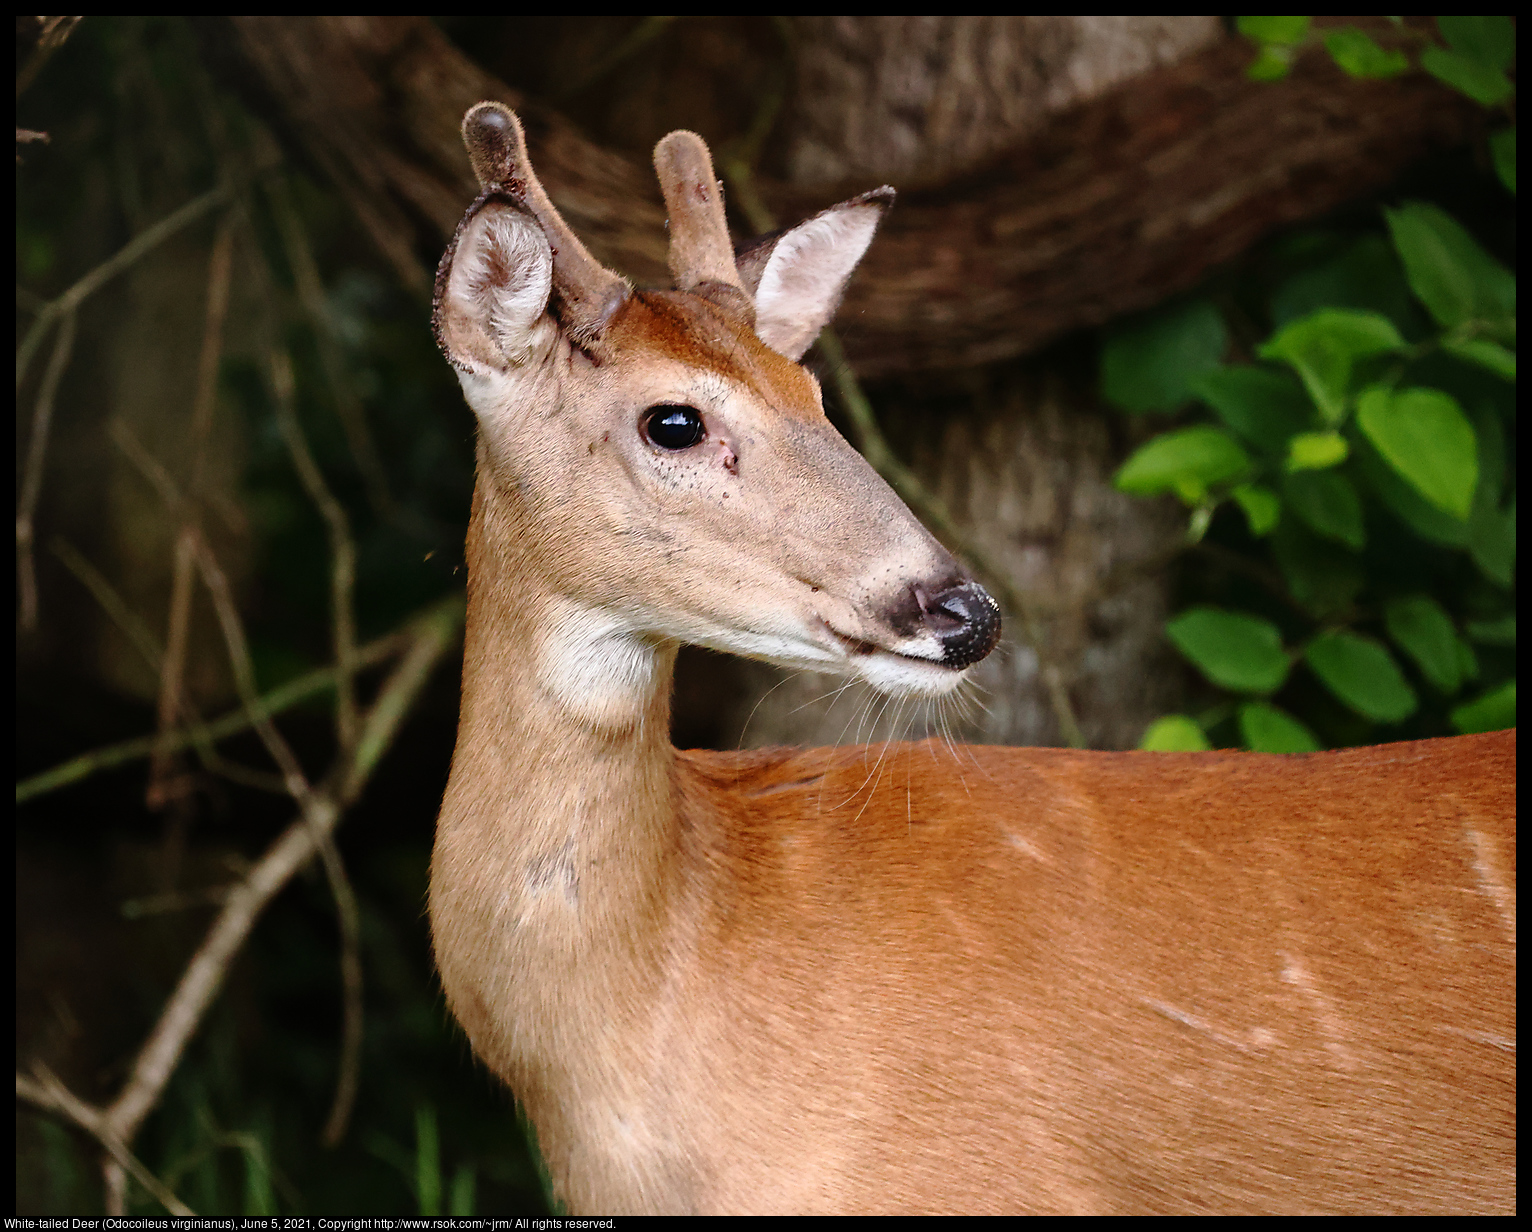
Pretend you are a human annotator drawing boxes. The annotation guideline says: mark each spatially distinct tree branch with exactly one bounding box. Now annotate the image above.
[218,17,1480,378]
[17,1064,194,1216]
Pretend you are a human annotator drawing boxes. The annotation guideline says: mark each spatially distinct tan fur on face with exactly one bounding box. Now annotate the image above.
[605,292,823,422]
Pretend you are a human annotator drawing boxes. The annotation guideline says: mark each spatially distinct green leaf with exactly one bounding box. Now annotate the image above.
[1269,233,1422,337]
[1186,503,1215,542]
[1353,433,1469,546]
[1467,401,1506,510]
[1114,426,1251,504]
[1355,386,1477,519]
[1285,430,1350,471]
[1420,45,1514,105]
[1271,516,1364,616]
[1383,594,1462,693]
[449,1164,477,1217]
[1237,16,1312,44]
[1440,337,1516,381]
[1457,637,1481,682]
[1259,309,1405,423]
[1231,483,1280,537]
[1247,44,1296,80]
[1101,300,1229,413]
[1139,715,1212,751]
[1468,499,1515,588]
[1450,680,1515,734]
[1193,366,1315,453]
[1323,27,1409,77]
[1166,607,1291,694]
[1283,469,1365,549]
[1385,203,1516,331]
[1435,16,1515,71]
[1465,615,1515,645]
[1238,701,1321,753]
[1304,631,1418,722]
[1490,126,1515,196]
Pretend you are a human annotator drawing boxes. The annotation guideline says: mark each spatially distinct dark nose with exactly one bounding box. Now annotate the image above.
[918,581,1002,668]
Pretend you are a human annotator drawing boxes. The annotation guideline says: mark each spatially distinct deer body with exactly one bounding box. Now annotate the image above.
[429,103,1515,1214]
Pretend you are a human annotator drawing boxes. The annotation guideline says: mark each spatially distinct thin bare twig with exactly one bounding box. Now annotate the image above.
[102,793,335,1151]
[17,184,231,393]
[46,537,290,796]
[16,17,84,101]
[49,535,163,675]
[190,525,370,1146]
[97,600,460,1156]
[340,598,463,803]
[317,836,364,1148]
[17,1063,194,1216]
[262,347,366,1142]
[148,212,238,810]
[191,531,313,801]
[16,623,410,804]
[109,418,185,512]
[16,306,77,630]
[266,172,394,518]
[269,349,360,756]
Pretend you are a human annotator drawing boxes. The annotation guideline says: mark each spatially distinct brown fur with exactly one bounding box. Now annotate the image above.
[608,291,820,416]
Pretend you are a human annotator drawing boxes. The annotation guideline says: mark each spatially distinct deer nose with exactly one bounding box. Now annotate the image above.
[917,581,1002,668]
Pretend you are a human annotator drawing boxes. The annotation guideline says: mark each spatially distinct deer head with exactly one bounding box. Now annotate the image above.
[431,102,999,725]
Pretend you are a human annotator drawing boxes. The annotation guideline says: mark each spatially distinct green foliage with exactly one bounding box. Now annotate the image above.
[1383,595,1463,693]
[1355,386,1478,519]
[1285,431,1349,472]
[1304,631,1418,722]
[1166,608,1290,694]
[1236,16,1312,45]
[1105,29,1515,749]
[1451,680,1516,733]
[1237,17,1312,79]
[1489,127,1515,195]
[1435,16,1515,70]
[1138,714,1212,751]
[1322,28,1409,79]
[1231,483,1280,537]
[1113,426,1250,504]
[1258,309,1403,424]
[1420,44,1514,105]
[1238,17,1516,199]
[1100,300,1228,413]
[1238,701,1321,753]
[1385,204,1516,331]
[1283,469,1365,549]
[1194,366,1312,452]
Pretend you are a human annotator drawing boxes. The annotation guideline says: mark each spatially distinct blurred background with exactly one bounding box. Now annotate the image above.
[15,16,1514,1216]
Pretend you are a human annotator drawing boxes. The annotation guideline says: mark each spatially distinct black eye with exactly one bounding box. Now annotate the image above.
[643,405,705,451]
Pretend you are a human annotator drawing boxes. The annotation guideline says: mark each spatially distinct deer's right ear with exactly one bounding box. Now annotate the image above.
[433,199,555,377]
[735,187,894,362]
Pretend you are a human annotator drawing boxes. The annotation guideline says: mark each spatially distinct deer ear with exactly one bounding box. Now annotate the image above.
[735,187,893,362]
[433,199,554,375]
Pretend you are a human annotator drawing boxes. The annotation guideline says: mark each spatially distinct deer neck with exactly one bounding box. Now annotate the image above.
[431,467,688,1087]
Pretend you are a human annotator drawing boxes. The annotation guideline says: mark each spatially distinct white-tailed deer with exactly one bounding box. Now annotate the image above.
[428,102,1515,1215]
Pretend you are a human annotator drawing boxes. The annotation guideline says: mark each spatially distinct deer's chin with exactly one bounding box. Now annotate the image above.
[854,647,969,699]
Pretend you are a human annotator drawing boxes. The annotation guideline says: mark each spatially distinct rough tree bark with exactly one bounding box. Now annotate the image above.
[219,16,1478,376]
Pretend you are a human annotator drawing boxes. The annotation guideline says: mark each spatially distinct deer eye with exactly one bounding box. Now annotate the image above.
[643,405,705,451]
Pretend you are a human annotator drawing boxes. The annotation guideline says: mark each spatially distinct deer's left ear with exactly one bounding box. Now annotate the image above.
[735,187,894,362]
